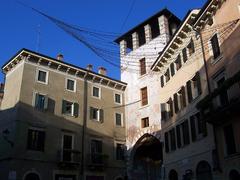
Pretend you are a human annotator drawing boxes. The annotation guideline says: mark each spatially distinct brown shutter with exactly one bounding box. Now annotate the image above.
[182,48,188,62]
[174,93,179,113]
[196,72,202,95]
[140,58,146,75]
[141,87,148,106]
[181,86,187,107]
[187,81,193,103]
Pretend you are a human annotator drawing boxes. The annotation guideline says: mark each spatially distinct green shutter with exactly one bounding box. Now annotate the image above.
[44,95,48,110]
[100,109,104,123]
[74,103,79,117]
[62,100,66,114]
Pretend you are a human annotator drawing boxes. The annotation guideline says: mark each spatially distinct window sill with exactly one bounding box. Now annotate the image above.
[92,96,101,100]
[66,89,76,93]
[211,54,223,65]
[139,104,149,110]
[138,73,148,79]
[36,80,48,85]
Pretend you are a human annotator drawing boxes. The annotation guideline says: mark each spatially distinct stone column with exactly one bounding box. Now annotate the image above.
[132,32,139,50]
[158,15,170,43]
[120,39,127,57]
[144,24,152,43]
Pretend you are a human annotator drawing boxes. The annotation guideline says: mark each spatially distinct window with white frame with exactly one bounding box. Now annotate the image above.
[115,113,123,127]
[34,93,48,111]
[37,69,48,84]
[90,107,104,122]
[92,86,100,98]
[114,93,122,104]
[62,100,79,117]
[66,78,76,92]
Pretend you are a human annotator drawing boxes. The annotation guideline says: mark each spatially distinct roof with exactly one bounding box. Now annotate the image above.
[151,9,200,71]
[193,0,212,26]
[2,48,127,87]
[114,8,181,43]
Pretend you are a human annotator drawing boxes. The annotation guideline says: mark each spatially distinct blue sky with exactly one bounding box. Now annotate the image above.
[0,0,206,82]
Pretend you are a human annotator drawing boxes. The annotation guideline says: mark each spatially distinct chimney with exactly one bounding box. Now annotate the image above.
[86,64,93,71]
[56,54,63,61]
[98,67,107,76]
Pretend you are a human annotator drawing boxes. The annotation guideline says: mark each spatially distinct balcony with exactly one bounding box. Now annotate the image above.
[86,153,108,171]
[57,149,81,169]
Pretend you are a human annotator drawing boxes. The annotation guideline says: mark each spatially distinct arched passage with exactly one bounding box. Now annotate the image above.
[196,161,212,180]
[168,169,178,180]
[24,172,40,180]
[229,169,240,180]
[130,133,163,180]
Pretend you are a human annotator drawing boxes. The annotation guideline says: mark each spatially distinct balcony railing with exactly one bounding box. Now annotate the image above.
[57,149,81,168]
[86,153,108,171]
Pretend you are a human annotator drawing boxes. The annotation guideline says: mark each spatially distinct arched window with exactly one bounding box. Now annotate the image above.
[196,161,212,180]
[169,169,178,180]
[24,172,40,180]
[229,169,240,180]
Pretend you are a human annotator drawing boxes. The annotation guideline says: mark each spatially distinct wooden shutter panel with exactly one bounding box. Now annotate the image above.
[161,76,164,87]
[196,72,202,95]
[176,125,181,148]
[190,116,196,142]
[181,86,187,107]
[74,103,79,117]
[140,58,146,75]
[182,48,188,62]
[100,109,104,123]
[165,132,169,153]
[211,34,221,59]
[161,103,167,121]
[174,93,179,113]
[35,93,39,107]
[187,81,193,103]
[44,95,48,110]
[169,98,174,117]
[191,39,195,53]
[90,107,94,119]
[62,100,67,114]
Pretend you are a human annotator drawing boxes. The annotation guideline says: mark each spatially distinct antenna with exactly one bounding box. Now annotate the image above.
[36,24,41,52]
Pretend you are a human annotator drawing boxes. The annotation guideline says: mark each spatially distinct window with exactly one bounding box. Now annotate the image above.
[175,55,182,71]
[62,134,74,162]
[210,34,221,59]
[27,129,45,151]
[116,143,125,160]
[92,86,100,98]
[182,120,190,146]
[141,117,149,128]
[115,93,122,104]
[160,75,165,87]
[35,93,48,111]
[165,132,169,153]
[141,87,148,106]
[91,139,103,164]
[178,87,187,110]
[90,107,104,122]
[170,129,176,151]
[176,125,182,148]
[187,72,202,103]
[165,69,170,83]
[187,39,195,56]
[161,99,173,121]
[140,58,146,75]
[66,78,76,92]
[190,113,207,142]
[62,100,79,117]
[37,69,48,84]
[182,48,188,63]
[170,63,176,76]
[115,113,123,126]
[173,93,179,113]
[224,124,236,155]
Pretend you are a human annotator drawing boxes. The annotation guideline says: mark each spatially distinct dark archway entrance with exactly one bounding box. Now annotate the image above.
[168,169,178,180]
[229,169,240,180]
[196,161,212,180]
[25,173,40,180]
[131,134,163,180]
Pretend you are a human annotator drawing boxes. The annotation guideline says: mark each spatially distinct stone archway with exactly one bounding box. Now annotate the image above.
[168,169,178,180]
[196,161,212,180]
[130,133,163,180]
[24,172,40,180]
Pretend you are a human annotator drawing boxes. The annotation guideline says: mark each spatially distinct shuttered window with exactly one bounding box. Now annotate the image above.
[170,63,175,76]
[168,98,174,117]
[182,120,190,145]
[210,34,221,59]
[165,132,169,153]
[27,129,45,151]
[35,93,48,111]
[180,86,187,108]
[176,125,182,148]
[187,39,195,56]
[170,129,176,151]
[141,117,149,128]
[175,55,182,70]
[187,81,193,103]
[141,87,148,106]
[140,58,146,76]
[165,69,170,82]
[161,75,165,87]
[90,107,104,122]
[62,100,79,117]
[173,93,179,113]
[182,48,188,62]
[190,115,197,142]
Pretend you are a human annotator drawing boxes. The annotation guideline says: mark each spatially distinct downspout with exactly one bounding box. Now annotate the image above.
[80,72,88,179]
[197,28,222,172]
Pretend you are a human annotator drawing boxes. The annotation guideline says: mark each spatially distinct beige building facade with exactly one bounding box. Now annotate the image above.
[0,49,127,180]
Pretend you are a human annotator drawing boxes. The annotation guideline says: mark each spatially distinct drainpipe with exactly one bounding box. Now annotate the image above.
[80,72,88,179]
[196,28,222,172]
